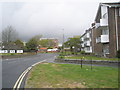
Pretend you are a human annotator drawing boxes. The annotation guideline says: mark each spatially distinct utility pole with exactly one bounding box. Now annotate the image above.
[62,29,64,53]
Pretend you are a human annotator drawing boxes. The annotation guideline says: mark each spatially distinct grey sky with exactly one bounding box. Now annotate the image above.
[1,0,120,43]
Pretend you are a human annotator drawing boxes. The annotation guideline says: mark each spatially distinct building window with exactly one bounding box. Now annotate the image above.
[87,47,90,51]
[102,29,109,35]
[96,37,101,43]
[103,45,109,54]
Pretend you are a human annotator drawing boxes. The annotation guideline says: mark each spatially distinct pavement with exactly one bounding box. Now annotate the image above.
[2,53,58,89]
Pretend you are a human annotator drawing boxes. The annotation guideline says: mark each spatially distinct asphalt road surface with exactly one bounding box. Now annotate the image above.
[2,53,57,88]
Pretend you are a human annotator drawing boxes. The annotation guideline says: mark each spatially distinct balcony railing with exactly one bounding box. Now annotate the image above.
[81,44,84,47]
[95,23,100,28]
[84,47,92,53]
[101,35,109,43]
[100,18,108,26]
[95,18,108,29]
[86,41,90,46]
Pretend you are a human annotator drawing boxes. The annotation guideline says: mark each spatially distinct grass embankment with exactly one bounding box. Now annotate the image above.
[64,55,119,61]
[58,51,119,61]
[25,63,118,88]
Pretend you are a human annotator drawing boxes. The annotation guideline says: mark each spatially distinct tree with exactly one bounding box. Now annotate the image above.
[2,26,18,50]
[64,36,81,54]
[26,35,42,52]
[2,26,18,43]
[38,39,54,48]
[14,39,24,49]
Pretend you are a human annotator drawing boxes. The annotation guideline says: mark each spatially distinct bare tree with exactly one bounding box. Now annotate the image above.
[2,26,18,43]
[2,26,18,50]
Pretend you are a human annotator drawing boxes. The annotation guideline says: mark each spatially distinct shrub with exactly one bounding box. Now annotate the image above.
[57,56,64,59]
[81,51,85,54]
[117,49,120,58]
[47,47,53,49]
[10,53,14,55]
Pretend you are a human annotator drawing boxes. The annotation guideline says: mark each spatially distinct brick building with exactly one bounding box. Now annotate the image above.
[80,2,120,57]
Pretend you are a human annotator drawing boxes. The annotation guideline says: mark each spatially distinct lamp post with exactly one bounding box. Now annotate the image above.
[62,29,64,53]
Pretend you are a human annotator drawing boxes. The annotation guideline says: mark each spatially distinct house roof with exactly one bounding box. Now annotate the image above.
[39,48,47,49]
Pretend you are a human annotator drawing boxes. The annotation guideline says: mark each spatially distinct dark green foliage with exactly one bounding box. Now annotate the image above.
[26,35,42,52]
[47,47,53,49]
[117,49,120,58]
[57,55,64,59]
[26,38,38,51]
[81,51,85,54]
[39,39,54,48]
[64,36,81,53]
[14,39,24,49]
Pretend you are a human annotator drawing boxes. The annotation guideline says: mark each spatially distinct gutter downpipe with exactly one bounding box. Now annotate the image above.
[115,7,119,51]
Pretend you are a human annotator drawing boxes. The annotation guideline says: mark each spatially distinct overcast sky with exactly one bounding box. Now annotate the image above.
[1,0,120,43]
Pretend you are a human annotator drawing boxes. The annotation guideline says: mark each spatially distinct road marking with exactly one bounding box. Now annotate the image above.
[17,67,32,89]
[13,68,28,90]
[13,60,46,90]
[32,60,46,67]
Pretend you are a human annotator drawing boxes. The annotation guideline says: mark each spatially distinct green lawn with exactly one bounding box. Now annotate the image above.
[25,62,118,88]
[64,55,119,61]
[0,53,21,55]
[0,52,36,56]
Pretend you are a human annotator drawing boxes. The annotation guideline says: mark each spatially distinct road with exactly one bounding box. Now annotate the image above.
[2,53,57,88]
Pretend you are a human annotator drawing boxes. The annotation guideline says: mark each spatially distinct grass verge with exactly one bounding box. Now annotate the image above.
[0,52,36,56]
[25,62,118,88]
[64,55,119,61]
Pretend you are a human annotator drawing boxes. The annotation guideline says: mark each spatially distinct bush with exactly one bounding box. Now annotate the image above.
[80,51,85,54]
[10,53,14,55]
[57,56,64,59]
[117,49,120,58]
[47,47,53,49]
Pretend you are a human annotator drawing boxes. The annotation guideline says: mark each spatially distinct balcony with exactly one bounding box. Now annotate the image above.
[101,35,109,43]
[81,38,84,41]
[84,41,90,46]
[86,41,90,46]
[95,18,108,29]
[100,18,108,26]
[81,44,84,47]
[86,33,90,38]
[95,23,100,28]
[84,47,92,53]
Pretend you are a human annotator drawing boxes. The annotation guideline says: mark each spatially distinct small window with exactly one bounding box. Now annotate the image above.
[87,47,90,51]
[102,29,109,35]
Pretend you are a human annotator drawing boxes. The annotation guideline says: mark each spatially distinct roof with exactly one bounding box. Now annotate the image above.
[95,2,120,21]
[102,2,120,7]
[80,28,91,38]
[39,48,47,49]
[40,38,58,40]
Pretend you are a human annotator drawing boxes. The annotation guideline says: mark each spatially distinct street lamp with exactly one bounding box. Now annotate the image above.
[62,29,64,53]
